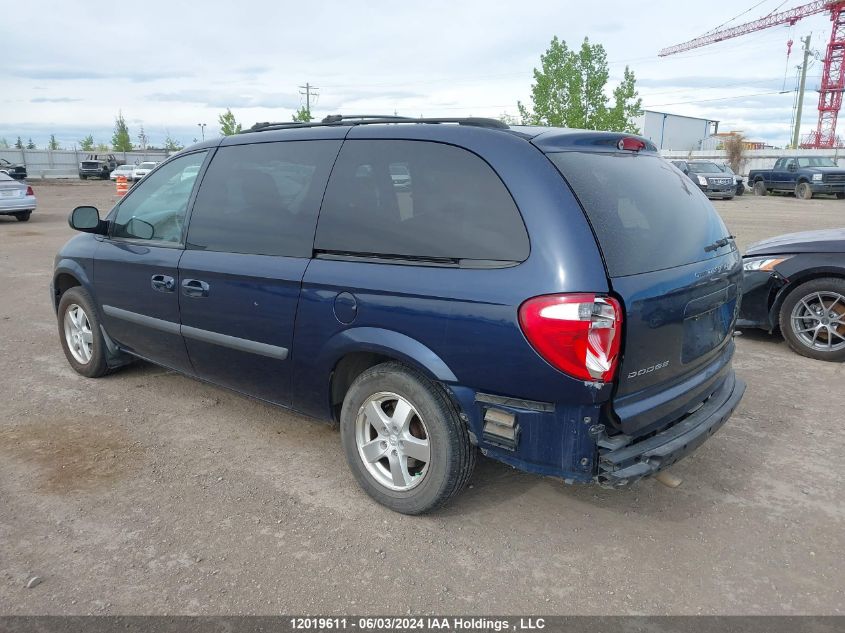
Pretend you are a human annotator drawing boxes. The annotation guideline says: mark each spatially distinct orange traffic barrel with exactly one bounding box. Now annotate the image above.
[116,175,128,196]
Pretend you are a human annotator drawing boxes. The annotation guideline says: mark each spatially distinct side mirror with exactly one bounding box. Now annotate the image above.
[69,206,107,234]
[682,168,690,175]
[123,217,155,240]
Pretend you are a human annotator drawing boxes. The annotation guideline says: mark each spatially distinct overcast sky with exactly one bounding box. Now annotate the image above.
[1,0,838,149]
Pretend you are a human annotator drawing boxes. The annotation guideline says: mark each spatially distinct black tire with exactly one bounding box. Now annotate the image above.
[79,175,87,180]
[795,181,813,200]
[14,212,31,222]
[753,180,767,196]
[836,192,845,200]
[57,287,114,378]
[340,362,475,514]
[724,196,734,201]
[779,277,845,362]
[735,184,745,196]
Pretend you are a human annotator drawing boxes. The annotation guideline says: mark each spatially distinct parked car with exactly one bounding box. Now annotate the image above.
[715,162,745,196]
[671,160,735,199]
[110,164,137,181]
[0,172,36,221]
[51,116,745,514]
[133,161,159,179]
[79,154,121,180]
[389,163,411,189]
[739,229,845,361]
[0,158,27,180]
[747,156,845,199]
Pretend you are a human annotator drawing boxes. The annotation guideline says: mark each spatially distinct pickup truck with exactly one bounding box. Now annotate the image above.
[748,156,845,200]
[78,154,122,180]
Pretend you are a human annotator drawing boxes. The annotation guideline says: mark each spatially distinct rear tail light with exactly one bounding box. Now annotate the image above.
[518,293,623,382]
[25,186,34,196]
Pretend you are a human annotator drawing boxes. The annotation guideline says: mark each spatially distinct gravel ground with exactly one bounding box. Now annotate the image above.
[0,182,843,615]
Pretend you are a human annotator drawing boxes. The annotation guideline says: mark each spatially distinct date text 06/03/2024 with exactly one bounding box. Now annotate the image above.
[289,617,546,631]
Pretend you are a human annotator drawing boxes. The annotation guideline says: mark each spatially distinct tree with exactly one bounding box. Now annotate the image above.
[292,106,312,122]
[137,125,148,150]
[498,112,520,125]
[48,134,61,150]
[723,132,747,174]
[96,142,110,151]
[26,138,36,150]
[518,36,642,133]
[218,108,242,135]
[0,138,8,149]
[79,134,95,151]
[605,66,643,133]
[163,130,183,152]
[112,111,132,152]
[14,136,23,149]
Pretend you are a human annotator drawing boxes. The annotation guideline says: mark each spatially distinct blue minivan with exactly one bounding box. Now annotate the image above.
[52,116,745,514]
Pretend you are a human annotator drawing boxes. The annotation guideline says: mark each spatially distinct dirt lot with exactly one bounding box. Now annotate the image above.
[1,182,843,615]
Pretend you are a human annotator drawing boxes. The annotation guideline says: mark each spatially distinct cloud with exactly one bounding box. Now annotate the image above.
[8,67,188,82]
[30,97,83,103]
[147,90,302,109]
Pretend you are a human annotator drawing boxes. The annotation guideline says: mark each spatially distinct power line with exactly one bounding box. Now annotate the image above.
[298,83,319,113]
[645,89,792,108]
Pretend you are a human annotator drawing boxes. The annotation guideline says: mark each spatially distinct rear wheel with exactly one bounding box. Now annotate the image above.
[753,180,767,196]
[779,278,845,361]
[836,192,845,200]
[14,212,31,222]
[340,362,475,514]
[795,181,813,200]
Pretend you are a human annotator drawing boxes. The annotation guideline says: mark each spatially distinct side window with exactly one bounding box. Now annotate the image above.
[314,140,529,262]
[112,151,207,243]
[784,159,795,170]
[186,140,341,257]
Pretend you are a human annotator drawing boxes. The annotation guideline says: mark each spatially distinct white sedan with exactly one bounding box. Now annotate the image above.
[110,164,137,181]
[134,162,159,180]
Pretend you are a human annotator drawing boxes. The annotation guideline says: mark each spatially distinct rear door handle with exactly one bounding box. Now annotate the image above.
[151,274,175,293]
[181,278,210,298]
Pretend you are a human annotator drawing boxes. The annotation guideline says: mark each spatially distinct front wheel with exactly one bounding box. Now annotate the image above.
[836,192,845,200]
[795,181,813,200]
[779,278,845,361]
[340,362,475,514]
[753,181,767,196]
[57,287,113,377]
[735,183,745,196]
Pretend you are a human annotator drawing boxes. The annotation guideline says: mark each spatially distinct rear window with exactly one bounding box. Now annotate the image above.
[314,140,529,263]
[549,152,730,277]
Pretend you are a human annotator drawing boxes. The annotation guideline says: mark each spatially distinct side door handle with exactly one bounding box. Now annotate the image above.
[151,274,176,293]
[182,278,210,298]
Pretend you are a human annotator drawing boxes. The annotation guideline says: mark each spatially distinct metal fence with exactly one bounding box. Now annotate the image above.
[0,148,174,179]
[660,148,845,177]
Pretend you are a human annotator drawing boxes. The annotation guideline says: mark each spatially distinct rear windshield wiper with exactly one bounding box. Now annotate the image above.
[704,235,735,253]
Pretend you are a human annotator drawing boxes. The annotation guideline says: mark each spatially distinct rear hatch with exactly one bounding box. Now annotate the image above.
[546,146,741,436]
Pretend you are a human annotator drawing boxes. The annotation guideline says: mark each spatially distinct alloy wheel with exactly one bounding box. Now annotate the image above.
[355,391,431,492]
[63,303,94,364]
[790,291,845,352]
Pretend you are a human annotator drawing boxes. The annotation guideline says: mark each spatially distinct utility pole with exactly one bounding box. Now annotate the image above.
[299,83,318,116]
[792,34,812,149]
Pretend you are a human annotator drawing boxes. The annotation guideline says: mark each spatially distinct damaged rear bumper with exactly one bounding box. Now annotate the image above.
[597,371,745,486]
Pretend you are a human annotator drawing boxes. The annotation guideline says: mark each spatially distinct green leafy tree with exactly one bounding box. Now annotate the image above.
[14,136,23,149]
[0,137,9,149]
[96,142,110,151]
[48,134,61,150]
[218,108,242,135]
[605,66,643,133]
[26,138,36,149]
[498,112,520,125]
[79,134,95,151]
[112,111,132,152]
[292,106,312,122]
[518,36,642,133]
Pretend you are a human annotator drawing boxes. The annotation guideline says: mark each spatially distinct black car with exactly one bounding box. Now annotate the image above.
[739,229,845,361]
[671,160,735,199]
[0,158,27,180]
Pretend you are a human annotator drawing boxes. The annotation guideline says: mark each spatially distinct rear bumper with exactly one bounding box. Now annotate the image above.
[597,371,745,486]
[0,196,36,213]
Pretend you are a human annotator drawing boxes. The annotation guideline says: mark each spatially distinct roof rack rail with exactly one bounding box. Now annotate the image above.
[246,115,508,134]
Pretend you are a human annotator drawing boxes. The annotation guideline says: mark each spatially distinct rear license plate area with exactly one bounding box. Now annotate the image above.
[682,284,737,363]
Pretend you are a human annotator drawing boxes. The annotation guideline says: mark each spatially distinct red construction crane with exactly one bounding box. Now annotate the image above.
[659,1,845,148]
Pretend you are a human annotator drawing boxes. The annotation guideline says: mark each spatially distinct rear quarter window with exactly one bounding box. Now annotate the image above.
[549,152,730,277]
[314,140,529,263]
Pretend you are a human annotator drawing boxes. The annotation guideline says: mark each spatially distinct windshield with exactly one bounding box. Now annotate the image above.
[796,157,837,168]
[687,162,723,174]
[549,153,730,277]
